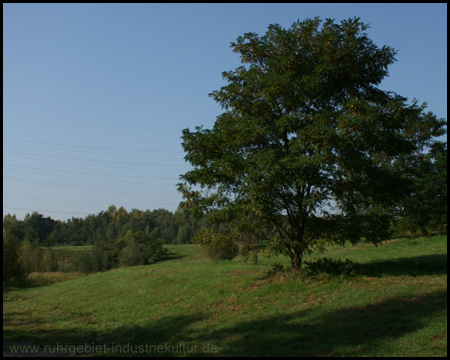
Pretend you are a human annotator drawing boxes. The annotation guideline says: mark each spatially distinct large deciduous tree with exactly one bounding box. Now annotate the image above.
[178,17,446,270]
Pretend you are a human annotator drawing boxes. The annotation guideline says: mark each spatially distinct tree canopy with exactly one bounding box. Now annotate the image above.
[179,17,446,270]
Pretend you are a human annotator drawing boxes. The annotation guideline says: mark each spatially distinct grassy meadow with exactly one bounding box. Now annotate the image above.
[3,235,447,357]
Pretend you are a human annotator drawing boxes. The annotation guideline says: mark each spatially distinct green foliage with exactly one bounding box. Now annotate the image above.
[396,142,447,236]
[23,212,55,246]
[17,241,43,275]
[3,229,27,286]
[73,251,97,274]
[179,17,446,270]
[266,257,360,279]
[3,205,193,249]
[118,240,147,267]
[2,204,206,285]
[307,205,393,247]
[302,257,360,278]
[116,230,167,268]
[145,238,168,264]
[3,224,170,287]
[193,228,239,261]
[266,262,288,276]
[13,244,95,277]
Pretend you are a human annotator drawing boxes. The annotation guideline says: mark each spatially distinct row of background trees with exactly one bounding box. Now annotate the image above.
[3,205,207,248]
[3,205,209,286]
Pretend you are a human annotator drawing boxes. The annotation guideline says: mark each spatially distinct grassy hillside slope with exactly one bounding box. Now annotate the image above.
[3,236,447,357]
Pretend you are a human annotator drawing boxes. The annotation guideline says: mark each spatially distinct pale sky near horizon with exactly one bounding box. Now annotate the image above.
[3,3,447,221]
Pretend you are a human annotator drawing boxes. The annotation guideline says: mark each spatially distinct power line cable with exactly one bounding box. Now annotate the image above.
[4,139,184,160]
[3,174,178,195]
[3,150,189,167]
[3,206,94,216]
[3,205,180,217]
[4,154,186,173]
[4,176,182,197]
[3,137,184,154]
[4,166,178,187]
[4,164,180,180]
[4,195,164,206]
[3,115,182,132]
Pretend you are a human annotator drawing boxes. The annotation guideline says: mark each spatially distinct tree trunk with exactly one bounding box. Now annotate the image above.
[291,211,307,271]
[418,224,429,237]
[291,251,302,272]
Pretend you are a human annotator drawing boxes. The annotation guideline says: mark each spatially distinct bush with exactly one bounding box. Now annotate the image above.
[118,241,146,267]
[144,238,167,264]
[194,228,239,261]
[3,230,27,286]
[17,241,42,275]
[302,257,360,278]
[117,231,168,267]
[73,251,97,274]
[266,263,287,277]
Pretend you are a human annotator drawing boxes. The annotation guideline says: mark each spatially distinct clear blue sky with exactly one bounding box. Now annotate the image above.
[3,3,447,221]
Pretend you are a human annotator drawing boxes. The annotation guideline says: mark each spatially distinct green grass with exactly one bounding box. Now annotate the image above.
[3,236,447,357]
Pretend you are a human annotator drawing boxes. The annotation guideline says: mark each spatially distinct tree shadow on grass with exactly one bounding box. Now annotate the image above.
[161,249,188,262]
[204,289,447,356]
[4,290,447,357]
[3,312,207,357]
[3,326,99,356]
[359,254,447,277]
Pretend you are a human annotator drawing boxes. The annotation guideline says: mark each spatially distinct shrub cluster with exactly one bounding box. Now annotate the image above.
[302,257,360,277]
[193,228,239,261]
[265,258,360,280]
[3,229,167,287]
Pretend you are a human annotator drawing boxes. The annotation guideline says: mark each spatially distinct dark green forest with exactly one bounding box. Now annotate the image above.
[4,205,204,248]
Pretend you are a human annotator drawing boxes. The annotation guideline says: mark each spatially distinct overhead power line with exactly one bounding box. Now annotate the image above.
[3,206,94,216]
[4,139,184,160]
[4,150,190,168]
[4,154,186,173]
[3,204,181,217]
[4,166,178,187]
[4,164,180,180]
[3,137,188,215]
[4,137,184,154]
[3,115,182,133]
[4,176,183,198]
[4,195,165,206]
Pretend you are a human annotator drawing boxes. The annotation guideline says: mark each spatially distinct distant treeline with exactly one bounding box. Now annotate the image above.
[3,195,447,286]
[3,205,210,285]
[3,205,206,247]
